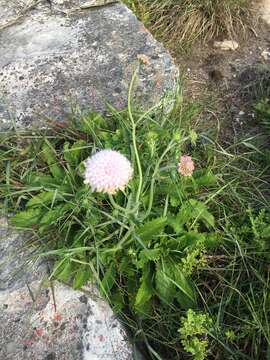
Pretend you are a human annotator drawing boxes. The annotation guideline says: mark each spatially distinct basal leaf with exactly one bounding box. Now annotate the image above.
[173,267,197,308]
[26,191,63,208]
[140,248,161,262]
[189,199,215,228]
[41,141,65,181]
[55,259,74,283]
[137,217,167,243]
[135,263,154,313]
[73,265,91,290]
[63,140,87,166]
[39,204,71,227]
[155,261,175,303]
[25,172,59,187]
[194,170,217,186]
[101,263,116,296]
[11,208,43,228]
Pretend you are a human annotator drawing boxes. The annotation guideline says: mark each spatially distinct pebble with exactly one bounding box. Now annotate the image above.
[214,40,239,51]
[261,50,270,60]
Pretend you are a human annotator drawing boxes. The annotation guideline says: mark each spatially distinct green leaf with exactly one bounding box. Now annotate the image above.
[155,261,175,303]
[137,248,161,268]
[11,208,43,228]
[101,263,116,296]
[137,217,167,243]
[39,204,71,229]
[176,232,205,250]
[140,248,161,262]
[41,141,65,180]
[63,140,87,166]
[135,263,154,314]
[55,259,74,283]
[262,226,270,238]
[73,265,91,290]
[205,233,222,249]
[189,200,214,228]
[80,112,106,134]
[173,267,197,308]
[25,172,58,187]
[111,289,124,313]
[194,170,217,186]
[26,191,63,208]
[172,200,215,230]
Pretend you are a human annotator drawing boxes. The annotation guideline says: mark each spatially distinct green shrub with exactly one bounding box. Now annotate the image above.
[124,0,252,50]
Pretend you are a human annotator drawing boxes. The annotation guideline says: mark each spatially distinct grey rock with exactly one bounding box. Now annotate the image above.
[0,218,134,359]
[0,0,178,128]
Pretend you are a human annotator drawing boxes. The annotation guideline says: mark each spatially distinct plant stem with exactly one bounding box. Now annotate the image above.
[145,140,176,218]
[108,194,127,212]
[128,69,143,205]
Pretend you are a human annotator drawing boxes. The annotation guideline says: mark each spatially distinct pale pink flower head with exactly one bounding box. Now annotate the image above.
[84,150,133,194]
[177,155,195,177]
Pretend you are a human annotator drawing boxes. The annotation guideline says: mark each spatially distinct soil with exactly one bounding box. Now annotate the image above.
[169,17,270,138]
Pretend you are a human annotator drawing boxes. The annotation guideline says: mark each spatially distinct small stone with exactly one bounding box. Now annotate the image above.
[261,50,270,60]
[214,40,239,51]
[239,111,245,116]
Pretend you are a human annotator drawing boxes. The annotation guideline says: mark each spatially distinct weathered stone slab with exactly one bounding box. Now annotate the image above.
[0,218,135,359]
[0,0,178,128]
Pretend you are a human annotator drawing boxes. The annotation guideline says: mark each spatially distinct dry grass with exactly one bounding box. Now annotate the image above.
[126,0,253,51]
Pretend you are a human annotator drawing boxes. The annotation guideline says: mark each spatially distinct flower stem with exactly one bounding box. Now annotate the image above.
[128,69,143,205]
[108,194,127,212]
[145,140,176,218]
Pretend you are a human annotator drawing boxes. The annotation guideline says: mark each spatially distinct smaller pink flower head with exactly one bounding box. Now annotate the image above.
[178,155,195,177]
[84,150,133,195]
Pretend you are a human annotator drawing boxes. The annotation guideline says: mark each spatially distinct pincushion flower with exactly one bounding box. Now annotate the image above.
[178,155,195,177]
[84,150,133,194]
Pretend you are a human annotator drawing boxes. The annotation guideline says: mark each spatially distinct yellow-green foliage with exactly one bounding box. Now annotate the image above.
[124,0,252,50]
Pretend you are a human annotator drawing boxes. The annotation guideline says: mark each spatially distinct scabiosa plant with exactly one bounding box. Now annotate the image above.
[84,149,133,194]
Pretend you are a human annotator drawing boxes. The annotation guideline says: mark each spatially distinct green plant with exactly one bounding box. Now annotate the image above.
[179,309,212,360]
[1,78,270,359]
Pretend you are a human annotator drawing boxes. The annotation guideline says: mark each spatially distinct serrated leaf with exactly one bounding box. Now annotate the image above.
[55,259,74,283]
[176,232,205,250]
[11,208,43,228]
[26,191,63,208]
[137,248,161,268]
[189,199,215,228]
[25,172,58,187]
[172,200,215,230]
[140,248,161,262]
[111,289,124,313]
[39,204,71,228]
[80,112,106,134]
[135,263,154,313]
[262,226,270,238]
[63,140,87,166]
[101,263,116,297]
[173,267,197,307]
[137,217,167,243]
[205,233,222,249]
[194,170,217,186]
[41,141,65,181]
[73,265,91,290]
[155,262,175,303]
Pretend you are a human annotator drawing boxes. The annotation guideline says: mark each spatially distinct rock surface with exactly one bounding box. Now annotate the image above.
[0,0,178,128]
[0,218,135,359]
